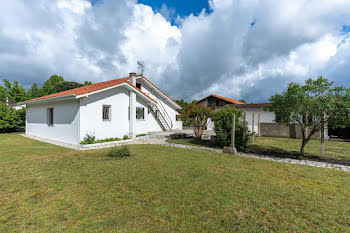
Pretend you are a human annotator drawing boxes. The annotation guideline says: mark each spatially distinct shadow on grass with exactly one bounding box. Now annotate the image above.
[247,145,350,166]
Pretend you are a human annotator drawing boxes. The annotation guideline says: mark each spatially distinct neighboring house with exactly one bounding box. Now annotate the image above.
[195,94,245,131]
[232,103,275,135]
[196,95,329,140]
[196,94,244,109]
[15,73,182,145]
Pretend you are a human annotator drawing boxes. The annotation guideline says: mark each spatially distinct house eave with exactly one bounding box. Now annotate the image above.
[18,94,77,106]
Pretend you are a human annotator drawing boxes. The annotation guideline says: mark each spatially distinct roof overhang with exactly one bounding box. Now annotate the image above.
[22,82,157,106]
[18,94,76,106]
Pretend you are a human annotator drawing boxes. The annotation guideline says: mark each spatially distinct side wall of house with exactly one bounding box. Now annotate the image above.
[26,99,80,144]
[134,96,163,134]
[79,86,130,141]
[137,79,182,130]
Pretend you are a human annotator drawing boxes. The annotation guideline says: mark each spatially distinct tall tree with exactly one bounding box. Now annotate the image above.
[41,75,64,95]
[2,79,27,104]
[27,83,42,99]
[267,77,350,157]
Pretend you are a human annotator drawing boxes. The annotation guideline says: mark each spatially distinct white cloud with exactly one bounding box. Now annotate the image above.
[0,0,350,102]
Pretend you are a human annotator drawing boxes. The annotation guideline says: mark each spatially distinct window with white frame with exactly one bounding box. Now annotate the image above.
[136,107,145,120]
[47,108,54,126]
[102,105,111,121]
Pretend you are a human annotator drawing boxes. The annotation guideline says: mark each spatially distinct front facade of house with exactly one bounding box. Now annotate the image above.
[22,74,182,145]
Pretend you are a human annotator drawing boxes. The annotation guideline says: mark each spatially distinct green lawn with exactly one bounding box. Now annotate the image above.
[1,133,350,232]
[247,137,350,164]
[167,136,350,165]
[166,138,221,149]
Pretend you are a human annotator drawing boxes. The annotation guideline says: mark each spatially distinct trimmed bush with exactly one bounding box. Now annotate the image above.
[212,106,250,150]
[107,145,130,158]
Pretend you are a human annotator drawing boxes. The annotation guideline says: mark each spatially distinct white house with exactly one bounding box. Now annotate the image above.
[17,73,182,145]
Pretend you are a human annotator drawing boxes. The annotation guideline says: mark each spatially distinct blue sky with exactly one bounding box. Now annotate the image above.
[138,0,210,20]
[90,0,210,23]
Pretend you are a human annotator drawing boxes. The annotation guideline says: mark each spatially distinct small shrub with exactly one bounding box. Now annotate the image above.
[136,134,147,137]
[212,106,250,151]
[107,145,130,158]
[95,137,121,143]
[81,132,96,144]
[123,135,129,140]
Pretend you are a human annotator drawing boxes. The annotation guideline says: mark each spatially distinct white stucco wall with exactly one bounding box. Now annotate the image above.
[243,108,276,135]
[26,99,80,144]
[79,86,130,141]
[134,96,163,134]
[137,79,182,130]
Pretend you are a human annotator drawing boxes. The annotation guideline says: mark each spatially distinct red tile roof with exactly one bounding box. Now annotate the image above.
[196,94,244,105]
[20,76,157,104]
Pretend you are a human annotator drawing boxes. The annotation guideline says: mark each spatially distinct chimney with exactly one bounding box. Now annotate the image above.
[129,72,137,77]
[129,72,137,86]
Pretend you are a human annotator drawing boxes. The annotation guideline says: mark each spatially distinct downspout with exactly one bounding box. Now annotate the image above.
[129,72,137,138]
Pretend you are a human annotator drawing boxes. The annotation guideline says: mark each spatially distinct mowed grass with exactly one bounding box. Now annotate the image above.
[166,138,221,149]
[1,134,350,232]
[247,137,350,162]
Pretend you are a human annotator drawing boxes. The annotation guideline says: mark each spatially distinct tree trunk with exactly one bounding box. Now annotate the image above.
[299,139,306,158]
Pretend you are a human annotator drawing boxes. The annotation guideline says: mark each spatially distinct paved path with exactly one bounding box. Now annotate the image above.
[21,133,350,172]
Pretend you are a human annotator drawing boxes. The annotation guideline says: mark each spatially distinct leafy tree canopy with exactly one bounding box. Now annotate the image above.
[181,104,212,139]
[41,75,65,95]
[54,81,84,93]
[267,76,350,156]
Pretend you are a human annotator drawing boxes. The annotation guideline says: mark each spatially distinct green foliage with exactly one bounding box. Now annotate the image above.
[212,106,250,150]
[0,86,6,103]
[181,104,212,139]
[267,76,350,156]
[96,137,121,143]
[136,134,147,137]
[84,81,93,86]
[27,83,42,98]
[54,81,84,93]
[0,104,23,133]
[2,79,27,104]
[123,135,129,140]
[81,132,96,144]
[175,99,189,112]
[16,107,26,128]
[41,75,65,95]
[107,145,130,158]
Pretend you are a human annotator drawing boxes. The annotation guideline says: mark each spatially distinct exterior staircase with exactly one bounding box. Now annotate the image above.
[150,104,172,131]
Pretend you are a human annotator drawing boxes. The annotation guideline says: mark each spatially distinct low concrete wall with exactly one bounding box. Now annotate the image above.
[260,123,322,140]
